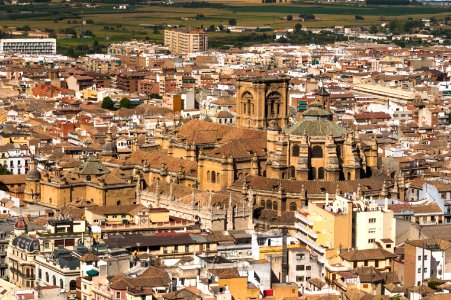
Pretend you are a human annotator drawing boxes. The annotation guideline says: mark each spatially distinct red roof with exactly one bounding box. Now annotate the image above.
[354,112,391,120]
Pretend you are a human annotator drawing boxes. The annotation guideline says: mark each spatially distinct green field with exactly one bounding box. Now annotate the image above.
[0,2,449,52]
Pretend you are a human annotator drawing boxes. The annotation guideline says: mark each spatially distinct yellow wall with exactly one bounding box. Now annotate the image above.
[149,211,169,223]
[218,277,260,300]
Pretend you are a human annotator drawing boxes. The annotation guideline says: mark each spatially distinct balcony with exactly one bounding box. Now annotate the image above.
[295,233,325,255]
[295,222,317,240]
[295,211,313,227]
[100,220,194,232]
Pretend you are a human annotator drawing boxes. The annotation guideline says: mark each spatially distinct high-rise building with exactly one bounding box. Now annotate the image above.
[0,38,56,55]
[164,28,208,54]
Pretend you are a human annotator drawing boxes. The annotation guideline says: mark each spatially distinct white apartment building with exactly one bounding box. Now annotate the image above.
[0,38,56,55]
[353,198,396,250]
[0,144,31,175]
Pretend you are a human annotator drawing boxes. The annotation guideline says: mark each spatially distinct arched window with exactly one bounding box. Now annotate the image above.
[53,275,56,286]
[290,166,296,178]
[60,279,64,289]
[292,144,300,157]
[211,172,216,183]
[266,200,272,210]
[38,268,42,280]
[116,200,121,206]
[70,280,76,290]
[289,202,297,211]
[347,172,351,180]
[266,92,281,118]
[242,92,254,115]
[45,272,49,283]
[281,172,285,179]
[309,167,316,180]
[318,167,325,180]
[207,171,210,182]
[86,175,91,181]
[260,200,265,207]
[216,173,220,184]
[273,201,278,211]
[311,146,323,158]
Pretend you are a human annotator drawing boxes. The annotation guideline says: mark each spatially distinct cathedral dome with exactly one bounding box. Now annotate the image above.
[77,156,110,176]
[14,216,27,231]
[102,140,118,156]
[26,169,41,181]
[284,102,345,137]
[284,119,346,137]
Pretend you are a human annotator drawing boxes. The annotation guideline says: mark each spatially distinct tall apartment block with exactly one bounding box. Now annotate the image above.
[0,38,57,55]
[164,28,208,54]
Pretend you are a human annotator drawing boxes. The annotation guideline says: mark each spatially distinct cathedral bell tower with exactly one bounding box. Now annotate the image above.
[236,76,290,129]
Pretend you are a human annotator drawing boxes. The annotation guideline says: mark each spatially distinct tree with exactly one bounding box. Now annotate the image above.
[286,15,293,21]
[355,15,364,20]
[119,97,132,109]
[0,165,11,175]
[299,13,315,20]
[294,23,302,33]
[369,24,378,34]
[101,96,114,110]
[228,18,237,26]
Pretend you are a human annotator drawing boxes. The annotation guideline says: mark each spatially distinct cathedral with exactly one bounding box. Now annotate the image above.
[236,76,378,182]
[21,76,397,229]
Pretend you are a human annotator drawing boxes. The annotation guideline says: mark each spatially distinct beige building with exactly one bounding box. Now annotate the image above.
[164,28,208,54]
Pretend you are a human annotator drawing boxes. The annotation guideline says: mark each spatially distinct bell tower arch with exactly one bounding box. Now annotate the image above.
[236,76,290,129]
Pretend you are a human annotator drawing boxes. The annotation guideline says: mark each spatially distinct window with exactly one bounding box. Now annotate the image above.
[38,269,41,280]
[418,255,422,261]
[116,292,120,300]
[424,268,427,273]
[296,276,304,281]
[173,245,178,253]
[317,167,324,180]
[296,265,305,271]
[424,255,428,260]
[418,268,421,273]
[368,239,375,244]
[290,202,297,211]
[306,266,311,271]
[368,228,376,234]
[266,200,272,210]
[292,145,300,157]
[185,245,189,253]
[311,146,323,158]
[369,218,376,223]
[296,254,305,260]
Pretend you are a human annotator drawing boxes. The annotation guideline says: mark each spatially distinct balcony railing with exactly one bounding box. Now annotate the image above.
[100,220,193,232]
[295,222,318,240]
[295,211,313,227]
